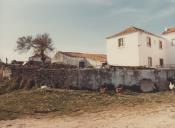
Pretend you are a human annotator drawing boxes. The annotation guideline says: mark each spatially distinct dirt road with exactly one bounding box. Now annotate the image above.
[1,104,175,128]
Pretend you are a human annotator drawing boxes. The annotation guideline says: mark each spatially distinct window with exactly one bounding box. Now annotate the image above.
[147,37,151,47]
[118,38,124,47]
[159,41,163,49]
[160,58,164,67]
[148,57,152,67]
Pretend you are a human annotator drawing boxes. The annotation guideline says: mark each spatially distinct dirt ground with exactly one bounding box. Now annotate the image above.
[1,104,175,128]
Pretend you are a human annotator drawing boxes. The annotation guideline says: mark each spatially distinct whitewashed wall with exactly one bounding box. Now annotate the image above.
[107,32,140,66]
[138,32,167,67]
[52,53,104,68]
[86,58,104,68]
[162,33,175,42]
[162,33,175,67]
[106,31,175,68]
[53,53,85,66]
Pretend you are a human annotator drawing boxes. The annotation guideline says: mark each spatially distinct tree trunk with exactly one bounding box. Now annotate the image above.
[40,50,46,64]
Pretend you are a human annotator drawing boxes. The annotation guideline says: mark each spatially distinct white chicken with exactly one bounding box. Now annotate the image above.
[169,82,174,90]
[41,85,49,90]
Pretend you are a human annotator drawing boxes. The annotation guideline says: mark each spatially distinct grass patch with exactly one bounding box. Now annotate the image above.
[0,89,174,120]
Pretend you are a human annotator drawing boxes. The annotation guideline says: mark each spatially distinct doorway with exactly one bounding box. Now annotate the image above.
[79,61,85,68]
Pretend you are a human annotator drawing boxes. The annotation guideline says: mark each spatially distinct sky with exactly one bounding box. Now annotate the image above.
[0,0,175,62]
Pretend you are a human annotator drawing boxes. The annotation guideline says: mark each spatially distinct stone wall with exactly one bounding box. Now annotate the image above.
[0,67,3,79]
[9,67,175,90]
[0,66,11,80]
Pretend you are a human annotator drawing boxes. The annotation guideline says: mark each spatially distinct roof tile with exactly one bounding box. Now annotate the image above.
[162,27,175,35]
[107,26,163,39]
[56,52,107,62]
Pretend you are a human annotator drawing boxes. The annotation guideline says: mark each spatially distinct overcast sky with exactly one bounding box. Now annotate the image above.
[0,0,175,62]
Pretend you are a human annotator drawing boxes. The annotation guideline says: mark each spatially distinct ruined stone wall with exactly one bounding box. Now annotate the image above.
[10,67,175,90]
[0,67,3,79]
[0,66,11,80]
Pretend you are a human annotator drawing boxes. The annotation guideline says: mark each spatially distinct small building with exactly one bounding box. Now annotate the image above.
[106,26,175,68]
[11,60,24,66]
[29,54,51,63]
[52,51,107,68]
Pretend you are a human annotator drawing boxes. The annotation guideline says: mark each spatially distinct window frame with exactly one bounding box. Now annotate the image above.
[159,58,164,67]
[147,37,151,47]
[159,40,163,49]
[118,38,124,47]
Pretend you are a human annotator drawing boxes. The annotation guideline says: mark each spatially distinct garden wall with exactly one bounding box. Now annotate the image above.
[9,67,175,90]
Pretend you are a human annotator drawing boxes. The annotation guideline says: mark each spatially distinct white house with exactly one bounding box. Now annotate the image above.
[106,26,175,68]
[52,51,107,68]
[29,54,51,63]
[162,27,175,67]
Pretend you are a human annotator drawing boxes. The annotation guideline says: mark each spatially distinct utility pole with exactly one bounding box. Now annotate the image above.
[6,58,8,64]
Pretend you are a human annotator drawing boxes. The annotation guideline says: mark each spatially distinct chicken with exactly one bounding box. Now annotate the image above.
[169,82,174,90]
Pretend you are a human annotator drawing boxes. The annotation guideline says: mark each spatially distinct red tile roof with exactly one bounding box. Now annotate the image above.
[107,26,163,39]
[56,52,107,62]
[162,27,175,35]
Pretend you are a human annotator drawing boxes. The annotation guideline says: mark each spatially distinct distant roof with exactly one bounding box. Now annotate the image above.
[30,54,50,59]
[11,60,24,65]
[162,27,175,35]
[56,51,107,62]
[107,26,164,39]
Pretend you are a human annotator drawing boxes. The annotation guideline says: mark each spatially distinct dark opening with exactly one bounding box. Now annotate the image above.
[147,37,151,47]
[148,57,152,67]
[79,61,85,68]
[160,58,164,67]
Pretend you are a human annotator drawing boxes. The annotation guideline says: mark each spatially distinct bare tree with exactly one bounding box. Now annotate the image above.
[16,33,54,63]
